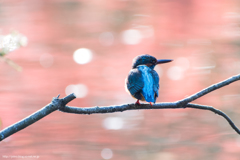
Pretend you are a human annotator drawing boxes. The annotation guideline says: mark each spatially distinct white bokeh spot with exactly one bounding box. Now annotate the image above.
[65,84,88,98]
[103,117,124,130]
[101,148,113,160]
[121,29,143,45]
[73,48,93,64]
[167,66,184,80]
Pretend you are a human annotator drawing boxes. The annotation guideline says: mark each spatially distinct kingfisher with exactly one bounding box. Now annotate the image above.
[125,54,172,105]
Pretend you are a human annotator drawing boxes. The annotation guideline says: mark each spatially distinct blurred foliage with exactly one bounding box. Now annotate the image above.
[0,31,27,71]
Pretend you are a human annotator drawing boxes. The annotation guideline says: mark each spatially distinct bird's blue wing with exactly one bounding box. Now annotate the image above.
[126,69,144,98]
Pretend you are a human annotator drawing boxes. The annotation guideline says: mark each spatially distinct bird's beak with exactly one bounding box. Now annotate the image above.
[156,59,173,64]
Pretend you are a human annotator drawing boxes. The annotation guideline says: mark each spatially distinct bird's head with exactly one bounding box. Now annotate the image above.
[132,54,173,69]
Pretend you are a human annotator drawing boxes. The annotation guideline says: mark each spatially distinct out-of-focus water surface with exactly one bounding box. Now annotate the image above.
[1,0,240,159]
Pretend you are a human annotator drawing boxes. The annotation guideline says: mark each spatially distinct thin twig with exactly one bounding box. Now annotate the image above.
[0,56,22,72]
[186,103,240,134]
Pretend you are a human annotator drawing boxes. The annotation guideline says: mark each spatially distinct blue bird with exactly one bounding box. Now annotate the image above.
[125,54,172,105]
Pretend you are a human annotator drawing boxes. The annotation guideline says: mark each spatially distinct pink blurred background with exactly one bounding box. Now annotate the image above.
[1,0,240,159]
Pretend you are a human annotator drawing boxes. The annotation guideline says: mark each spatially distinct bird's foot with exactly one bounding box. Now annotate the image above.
[149,102,153,106]
[135,100,141,106]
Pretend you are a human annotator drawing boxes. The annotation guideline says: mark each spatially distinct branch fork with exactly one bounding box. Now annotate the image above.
[1,74,240,141]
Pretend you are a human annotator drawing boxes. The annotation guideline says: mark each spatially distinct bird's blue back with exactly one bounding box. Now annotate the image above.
[137,65,155,102]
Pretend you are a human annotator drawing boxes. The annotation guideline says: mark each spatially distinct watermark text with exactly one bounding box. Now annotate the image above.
[2,155,39,159]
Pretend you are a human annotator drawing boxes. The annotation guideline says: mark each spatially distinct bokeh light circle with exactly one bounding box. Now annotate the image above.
[65,84,88,98]
[175,57,190,71]
[121,29,143,45]
[73,48,93,64]
[39,53,54,68]
[99,32,114,46]
[102,117,124,130]
[167,66,184,80]
[101,148,113,159]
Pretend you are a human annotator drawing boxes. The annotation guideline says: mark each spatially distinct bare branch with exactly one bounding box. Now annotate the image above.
[0,93,76,141]
[178,74,240,105]
[1,75,240,142]
[58,103,240,134]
